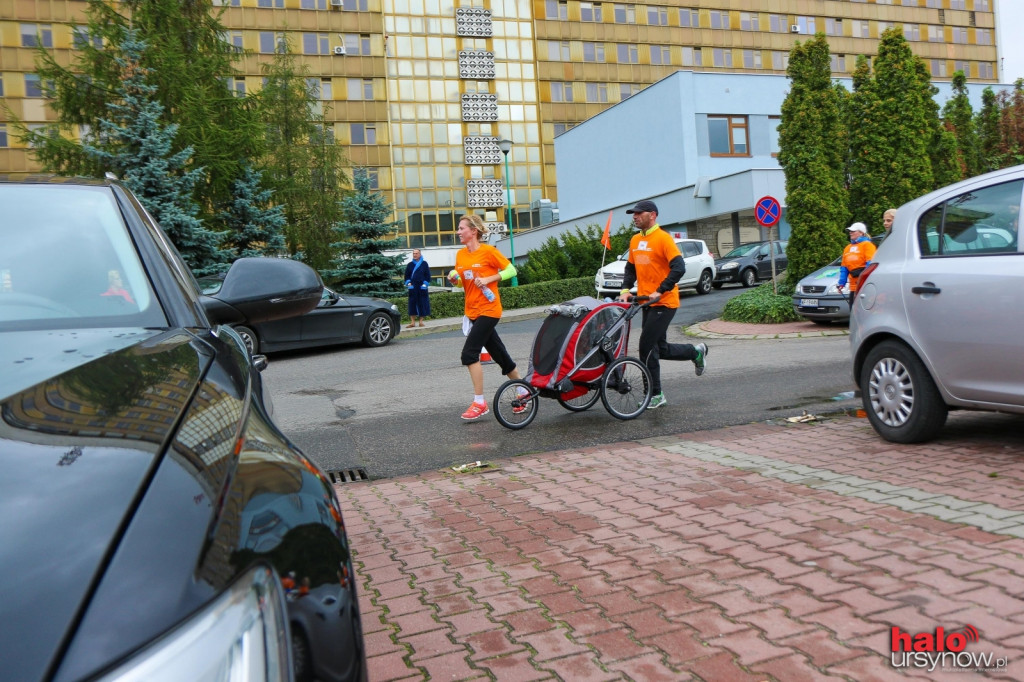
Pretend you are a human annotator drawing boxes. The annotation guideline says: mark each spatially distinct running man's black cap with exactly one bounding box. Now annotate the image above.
[626,200,658,214]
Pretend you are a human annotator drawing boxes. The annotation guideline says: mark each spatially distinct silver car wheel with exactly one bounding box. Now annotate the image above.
[363,312,393,347]
[867,356,915,427]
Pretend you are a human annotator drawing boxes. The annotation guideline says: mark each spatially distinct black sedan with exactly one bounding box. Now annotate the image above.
[0,175,366,682]
[200,279,401,355]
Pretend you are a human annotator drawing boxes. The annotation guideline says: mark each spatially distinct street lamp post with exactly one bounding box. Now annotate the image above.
[496,138,518,286]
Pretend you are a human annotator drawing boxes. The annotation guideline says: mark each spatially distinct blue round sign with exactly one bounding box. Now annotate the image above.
[755,196,781,227]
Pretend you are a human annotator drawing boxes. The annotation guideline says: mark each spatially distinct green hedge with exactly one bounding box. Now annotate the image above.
[388,277,598,322]
[721,280,802,324]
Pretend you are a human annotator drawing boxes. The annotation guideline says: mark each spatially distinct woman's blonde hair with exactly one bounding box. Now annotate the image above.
[884,208,897,219]
[461,213,488,238]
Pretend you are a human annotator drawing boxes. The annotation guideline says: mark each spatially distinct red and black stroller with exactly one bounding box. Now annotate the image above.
[493,295,653,429]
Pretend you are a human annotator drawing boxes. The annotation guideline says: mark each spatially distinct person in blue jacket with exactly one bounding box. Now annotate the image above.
[404,249,431,327]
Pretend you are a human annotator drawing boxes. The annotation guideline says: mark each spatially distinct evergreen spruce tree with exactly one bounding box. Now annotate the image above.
[976,87,1004,172]
[221,164,287,259]
[20,0,258,222]
[82,31,224,275]
[329,170,405,297]
[845,54,888,230]
[776,35,848,284]
[257,45,347,271]
[996,80,1024,168]
[941,71,982,178]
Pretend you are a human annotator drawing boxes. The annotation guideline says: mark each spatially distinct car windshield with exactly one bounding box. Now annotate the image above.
[0,184,166,331]
[721,243,761,258]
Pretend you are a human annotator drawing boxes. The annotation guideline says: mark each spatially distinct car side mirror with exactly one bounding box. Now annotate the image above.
[201,258,323,326]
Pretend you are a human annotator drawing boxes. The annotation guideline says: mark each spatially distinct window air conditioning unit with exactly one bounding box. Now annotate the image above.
[330,0,343,6]
[790,24,801,33]
[333,45,347,55]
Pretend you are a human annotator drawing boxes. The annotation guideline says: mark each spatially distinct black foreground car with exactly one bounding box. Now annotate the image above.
[0,175,366,682]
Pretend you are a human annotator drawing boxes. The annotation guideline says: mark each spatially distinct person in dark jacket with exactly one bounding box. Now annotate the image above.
[404,249,431,327]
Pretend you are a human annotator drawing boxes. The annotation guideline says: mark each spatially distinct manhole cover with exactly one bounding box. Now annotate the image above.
[326,468,369,484]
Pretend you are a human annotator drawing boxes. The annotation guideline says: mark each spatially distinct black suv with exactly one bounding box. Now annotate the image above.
[713,240,788,288]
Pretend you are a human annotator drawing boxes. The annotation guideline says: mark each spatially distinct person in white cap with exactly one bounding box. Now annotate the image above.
[836,222,877,307]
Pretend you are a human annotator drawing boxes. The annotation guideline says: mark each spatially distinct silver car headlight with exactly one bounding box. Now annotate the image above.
[99,566,291,682]
[720,262,738,271]
[826,283,842,295]
[390,304,399,313]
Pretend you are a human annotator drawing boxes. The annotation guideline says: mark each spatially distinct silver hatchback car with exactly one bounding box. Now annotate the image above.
[850,164,1024,443]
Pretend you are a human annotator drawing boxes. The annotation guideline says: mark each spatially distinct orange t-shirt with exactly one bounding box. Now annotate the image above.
[628,225,682,309]
[841,238,877,292]
[455,244,510,319]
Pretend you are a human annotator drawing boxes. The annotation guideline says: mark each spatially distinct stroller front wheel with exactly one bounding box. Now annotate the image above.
[494,380,538,429]
[600,357,652,420]
[557,384,600,412]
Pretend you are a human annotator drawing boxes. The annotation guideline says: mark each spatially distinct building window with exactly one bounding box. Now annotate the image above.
[903,24,920,41]
[712,48,733,68]
[25,74,44,97]
[769,116,780,157]
[977,28,992,45]
[682,47,703,66]
[825,18,843,36]
[549,41,570,60]
[0,124,7,148]
[614,4,635,23]
[709,11,728,29]
[852,20,870,39]
[953,61,970,76]
[580,2,602,22]
[343,34,371,55]
[831,54,846,72]
[927,25,944,43]
[21,24,53,48]
[979,61,993,78]
[354,168,379,190]
[743,50,761,69]
[347,78,373,100]
[585,82,608,102]
[772,51,789,71]
[950,0,966,7]
[617,44,638,64]
[553,122,575,136]
[301,0,328,8]
[582,42,605,62]
[226,77,245,97]
[708,115,748,156]
[343,0,368,9]
[213,0,242,5]
[0,76,4,97]
[740,13,758,31]
[951,27,967,44]
[796,16,816,34]
[551,82,574,102]
[259,32,286,54]
[258,0,285,7]
[303,33,331,55]
[651,45,671,65]
[906,0,920,5]
[619,83,641,99]
[930,60,947,77]
[976,0,989,10]
[73,26,103,49]
[222,30,243,53]
[351,123,377,144]
[647,6,667,26]
[546,0,568,20]
[768,15,787,33]
[679,9,698,27]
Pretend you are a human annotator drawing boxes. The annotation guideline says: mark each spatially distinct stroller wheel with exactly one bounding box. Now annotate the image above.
[600,357,652,420]
[557,385,600,412]
[494,380,538,430]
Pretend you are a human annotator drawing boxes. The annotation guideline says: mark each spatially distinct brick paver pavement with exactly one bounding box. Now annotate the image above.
[336,411,1023,681]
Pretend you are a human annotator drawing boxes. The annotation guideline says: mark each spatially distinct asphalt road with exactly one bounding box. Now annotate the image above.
[263,288,858,480]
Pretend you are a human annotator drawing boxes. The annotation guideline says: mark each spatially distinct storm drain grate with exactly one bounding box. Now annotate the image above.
[326,468,370,484]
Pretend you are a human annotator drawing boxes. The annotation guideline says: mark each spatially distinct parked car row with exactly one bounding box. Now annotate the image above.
[0,175,367,682]
[713,240,787,288]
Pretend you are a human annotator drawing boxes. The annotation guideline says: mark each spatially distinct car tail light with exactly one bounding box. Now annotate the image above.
[858,262,879,287]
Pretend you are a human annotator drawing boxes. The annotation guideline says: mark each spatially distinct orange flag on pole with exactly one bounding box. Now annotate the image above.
[600,211,613,250]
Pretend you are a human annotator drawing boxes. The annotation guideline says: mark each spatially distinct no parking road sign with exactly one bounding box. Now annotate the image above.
[755,196,781,227]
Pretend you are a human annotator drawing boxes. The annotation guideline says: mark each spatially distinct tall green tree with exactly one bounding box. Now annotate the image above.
[20,0,258,222]
[220,164,288,259]
[776,34,848,284]
[976,86,1004,172]
[257,45,348,271]
[940,71,981,178]
[82,31,223,275]
[329,170,405,297]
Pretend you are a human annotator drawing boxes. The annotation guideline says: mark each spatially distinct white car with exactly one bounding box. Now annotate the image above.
[594,238,716,297]
[850,164,1024,443]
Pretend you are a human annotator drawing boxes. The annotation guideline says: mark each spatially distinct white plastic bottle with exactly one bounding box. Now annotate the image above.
[465,269,495,302]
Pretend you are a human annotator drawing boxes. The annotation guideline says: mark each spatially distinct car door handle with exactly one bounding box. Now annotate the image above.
[911,284,941,295]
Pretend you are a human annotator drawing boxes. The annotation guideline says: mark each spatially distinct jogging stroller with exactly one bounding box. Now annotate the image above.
[493,295,653,429]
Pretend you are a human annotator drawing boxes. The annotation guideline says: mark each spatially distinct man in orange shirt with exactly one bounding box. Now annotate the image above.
[617,200,708,410]
[836,222,876,308]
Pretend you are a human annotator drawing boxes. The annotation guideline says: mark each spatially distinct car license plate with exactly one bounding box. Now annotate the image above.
[799,298,818,307]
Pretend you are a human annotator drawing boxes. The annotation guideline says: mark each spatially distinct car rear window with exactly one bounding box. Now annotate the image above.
[917,179,1022,257]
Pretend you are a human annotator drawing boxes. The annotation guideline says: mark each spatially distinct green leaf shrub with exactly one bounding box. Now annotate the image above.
[721,281,801,324]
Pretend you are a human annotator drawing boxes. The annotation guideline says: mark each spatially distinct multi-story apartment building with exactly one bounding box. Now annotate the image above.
[0,1,999,250]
